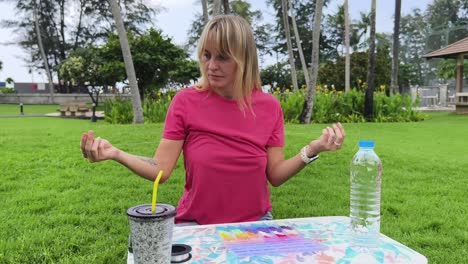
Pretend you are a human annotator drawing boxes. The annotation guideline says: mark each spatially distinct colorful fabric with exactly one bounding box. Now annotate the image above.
[172,216,428,264]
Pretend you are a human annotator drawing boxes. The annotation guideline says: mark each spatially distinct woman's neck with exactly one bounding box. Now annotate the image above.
[212,87,235,100]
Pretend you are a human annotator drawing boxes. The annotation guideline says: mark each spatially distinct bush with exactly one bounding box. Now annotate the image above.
[105,88,424,125]
[0,87,16,94]
[143,92,174,123]
[103,97,133,124]
[277,87,424,123]
[103,91,176,124]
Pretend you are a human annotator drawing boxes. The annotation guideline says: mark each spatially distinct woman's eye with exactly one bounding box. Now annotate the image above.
[203,53,211,60]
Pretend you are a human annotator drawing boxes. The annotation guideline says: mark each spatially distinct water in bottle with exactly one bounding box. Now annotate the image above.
[350,140,383,248]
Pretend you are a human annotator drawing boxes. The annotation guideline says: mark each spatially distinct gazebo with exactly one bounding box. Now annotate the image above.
[423,37,468,114]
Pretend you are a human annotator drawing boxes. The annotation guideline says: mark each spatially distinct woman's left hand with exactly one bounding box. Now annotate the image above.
[308,123,345,154]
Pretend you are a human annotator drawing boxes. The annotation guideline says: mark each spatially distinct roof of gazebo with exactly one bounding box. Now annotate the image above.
[423,37,468,59]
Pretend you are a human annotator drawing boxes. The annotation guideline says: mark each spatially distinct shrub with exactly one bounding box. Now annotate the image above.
[105,88,424,124]
[103,97,133,124]
[0,87,16,94]
[277,88,424,123]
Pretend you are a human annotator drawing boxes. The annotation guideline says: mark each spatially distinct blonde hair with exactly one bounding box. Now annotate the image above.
[196,15,262,112]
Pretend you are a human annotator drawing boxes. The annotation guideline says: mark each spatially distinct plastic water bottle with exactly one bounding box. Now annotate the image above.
[350,140,383,248]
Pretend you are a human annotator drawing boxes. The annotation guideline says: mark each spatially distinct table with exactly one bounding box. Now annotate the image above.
[172,216,427,264]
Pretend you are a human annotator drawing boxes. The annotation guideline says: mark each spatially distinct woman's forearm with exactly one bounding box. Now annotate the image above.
[114,150,163,182]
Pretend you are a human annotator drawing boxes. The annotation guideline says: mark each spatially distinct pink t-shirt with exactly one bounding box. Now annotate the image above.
[162,87,285,225]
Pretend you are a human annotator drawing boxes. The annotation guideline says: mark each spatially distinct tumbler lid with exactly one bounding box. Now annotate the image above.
[127,204,176,219]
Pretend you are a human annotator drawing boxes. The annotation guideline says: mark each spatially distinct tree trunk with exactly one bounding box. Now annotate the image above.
[364,0,376,120]
[300,0,324,124]
[213,0,222,16]
[344,0,351,92]
[391,0,401,95]
[222,0,230,14]
[289,0,310,90]
[34,0,54,103]
[201,0,209,25]
[281,0,298,92]
[109,0,144,124]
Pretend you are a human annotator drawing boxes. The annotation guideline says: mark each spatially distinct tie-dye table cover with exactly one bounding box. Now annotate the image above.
[172,216,427,264]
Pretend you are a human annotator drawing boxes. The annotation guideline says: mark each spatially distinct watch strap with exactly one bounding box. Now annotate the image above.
[300,145,319,164]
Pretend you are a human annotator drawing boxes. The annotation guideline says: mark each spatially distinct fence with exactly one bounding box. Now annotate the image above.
[0,93,131,105]
[410,84,455,107]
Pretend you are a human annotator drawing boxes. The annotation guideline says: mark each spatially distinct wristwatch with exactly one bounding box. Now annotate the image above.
[300,145,319,164]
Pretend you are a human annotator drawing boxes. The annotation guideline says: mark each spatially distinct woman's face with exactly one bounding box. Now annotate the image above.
[201,43,237,97]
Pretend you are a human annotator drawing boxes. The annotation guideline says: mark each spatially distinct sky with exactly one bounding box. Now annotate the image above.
[0,0,432,83]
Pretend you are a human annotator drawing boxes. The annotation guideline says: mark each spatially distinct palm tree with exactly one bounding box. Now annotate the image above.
[213,0,222,16]
[108,0,144,124]
[300,0,324,124]
[222,0,230,14]
[352,12,371,51]
[281,0,298,91]
[289,0,310,90]
[364,0,376,120]
[202,0,208,24]
[34,0,54,103]
[344,0,351,92]
[391,0,402,94]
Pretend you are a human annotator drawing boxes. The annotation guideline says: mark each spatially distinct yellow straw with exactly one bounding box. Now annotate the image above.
[151,170,163,214]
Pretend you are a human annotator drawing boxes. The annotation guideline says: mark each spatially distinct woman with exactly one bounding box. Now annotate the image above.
[80,15,345,225]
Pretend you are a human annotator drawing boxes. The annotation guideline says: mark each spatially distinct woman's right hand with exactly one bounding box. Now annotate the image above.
[80,131,120,162]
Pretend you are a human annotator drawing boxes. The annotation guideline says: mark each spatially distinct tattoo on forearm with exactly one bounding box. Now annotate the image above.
[136,156,157,166]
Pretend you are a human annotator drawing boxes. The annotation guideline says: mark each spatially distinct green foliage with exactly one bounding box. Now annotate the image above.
[104,98,134,124]
[276,90,305,124]
[276,87,424,124]
[318,51,391,91]
[99,29,198,96]
[437,59,468,80]
[143,92,175,124]
[261,62,307,90]
[103,91,176,124]
[0,88,16,94]
[5,0,158,86]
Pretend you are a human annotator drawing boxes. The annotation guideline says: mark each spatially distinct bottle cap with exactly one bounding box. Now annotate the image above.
[358,140,375,148]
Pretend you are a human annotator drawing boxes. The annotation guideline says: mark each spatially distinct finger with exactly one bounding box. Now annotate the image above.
[321,128,329,143]
[90,137,101,162]
[333,123,343,143]
[332,124,343,149]
[85,131,95,159]
[81,133,88,158]
[326,126,336,144]
[337,122,346,138]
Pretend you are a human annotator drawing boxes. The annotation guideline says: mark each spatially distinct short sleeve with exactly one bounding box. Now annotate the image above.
[266,100,285,147]
[162,91,187,140]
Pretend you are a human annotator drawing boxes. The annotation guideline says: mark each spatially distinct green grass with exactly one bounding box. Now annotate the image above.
[0,104,59,115]
[0,112,467,263]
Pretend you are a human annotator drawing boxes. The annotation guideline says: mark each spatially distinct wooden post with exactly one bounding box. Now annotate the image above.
[457,54,465,93]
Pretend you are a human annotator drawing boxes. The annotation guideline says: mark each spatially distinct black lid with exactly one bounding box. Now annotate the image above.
[127,204,176,219]
[171,244,192,263]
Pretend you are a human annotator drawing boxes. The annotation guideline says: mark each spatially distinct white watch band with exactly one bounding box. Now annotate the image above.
[300,145,319,164]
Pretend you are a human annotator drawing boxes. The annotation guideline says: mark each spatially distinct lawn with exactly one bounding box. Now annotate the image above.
[0,112,466,263]
[0,104,59,116]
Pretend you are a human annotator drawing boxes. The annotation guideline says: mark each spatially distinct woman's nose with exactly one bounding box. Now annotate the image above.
[208,59,219,71]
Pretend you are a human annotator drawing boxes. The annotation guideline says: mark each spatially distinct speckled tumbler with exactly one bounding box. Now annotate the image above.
[127,204,176,264]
